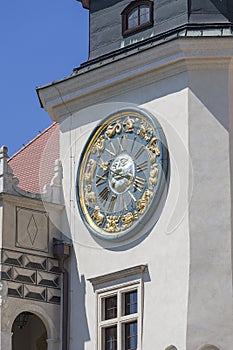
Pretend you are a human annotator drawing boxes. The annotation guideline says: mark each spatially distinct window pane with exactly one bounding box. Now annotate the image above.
[104,326,117,350]
[124,290,137,315]
[139,5,150,25]
[128,8,139,29]
[103,295,117,320]
[125,321,138,350]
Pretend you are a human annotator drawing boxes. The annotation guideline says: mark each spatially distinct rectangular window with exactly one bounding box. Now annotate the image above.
[104,326,117,350]
[140,5,150,25]
[128,8,138,29]
[97,283,141,350]
[103,295,118,320]
[124,291,138,315]
[124,321,137,350]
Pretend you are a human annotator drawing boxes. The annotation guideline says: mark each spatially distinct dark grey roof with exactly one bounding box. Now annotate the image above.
[86,0,233,60]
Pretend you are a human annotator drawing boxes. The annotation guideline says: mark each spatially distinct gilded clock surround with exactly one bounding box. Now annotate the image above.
[76,108,168,241]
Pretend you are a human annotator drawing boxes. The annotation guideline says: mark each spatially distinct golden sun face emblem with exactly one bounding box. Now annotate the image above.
[77,108,168,241]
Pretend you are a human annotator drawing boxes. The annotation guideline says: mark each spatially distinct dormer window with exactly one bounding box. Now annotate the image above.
[122,1,153,37]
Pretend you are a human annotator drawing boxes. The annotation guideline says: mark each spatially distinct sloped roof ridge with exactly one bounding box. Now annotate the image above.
[9,122,58,162]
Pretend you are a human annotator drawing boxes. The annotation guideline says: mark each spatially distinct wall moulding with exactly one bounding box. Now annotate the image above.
[37,38,233,122]
[16,207,49,252]
[0,193,64,212]
[88,264,148,286]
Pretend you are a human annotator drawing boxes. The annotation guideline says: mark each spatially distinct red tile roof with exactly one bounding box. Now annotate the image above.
[9,123,60,194]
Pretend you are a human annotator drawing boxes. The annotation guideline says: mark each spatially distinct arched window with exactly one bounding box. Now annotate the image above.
[122,1,154,37]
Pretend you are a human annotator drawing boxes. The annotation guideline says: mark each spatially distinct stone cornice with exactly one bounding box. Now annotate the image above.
[37,37,233,122]
[88,264,148,286]
[0,193,64,211]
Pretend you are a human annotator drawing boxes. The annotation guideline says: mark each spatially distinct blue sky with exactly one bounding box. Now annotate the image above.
[0,1,89,156]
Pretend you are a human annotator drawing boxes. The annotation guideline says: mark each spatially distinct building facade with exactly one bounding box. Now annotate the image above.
[1,1,233,349]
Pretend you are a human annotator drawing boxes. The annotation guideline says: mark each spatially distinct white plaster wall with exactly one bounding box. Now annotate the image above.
[60,64,233,350]
[187,68,233,349]
[60,72,190,350]
[38,38,233,350]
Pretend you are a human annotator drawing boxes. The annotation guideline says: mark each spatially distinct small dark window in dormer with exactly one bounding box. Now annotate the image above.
[122,1,153,37]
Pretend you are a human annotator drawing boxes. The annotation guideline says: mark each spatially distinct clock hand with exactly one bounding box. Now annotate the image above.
[109,169,134,182]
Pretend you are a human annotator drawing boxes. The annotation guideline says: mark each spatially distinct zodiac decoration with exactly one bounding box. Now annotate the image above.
[92,206,105,226]
[84,185,96,206]
[149,163,159,190]
[137,121,153,142]
[123,116,135,133]
[105,121,122,139]
[84,159,97,184]
[91,135,105,157]
[146,137,160,163]
[77,108,168,240]
[136,189,153,215]
[121,211,138,229]
[104,216,120,232]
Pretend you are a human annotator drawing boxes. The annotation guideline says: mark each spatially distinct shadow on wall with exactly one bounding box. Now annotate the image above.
[69,258,90,350]
[190,0,232,21]
[58,200,90,349]
[189,70,230,132]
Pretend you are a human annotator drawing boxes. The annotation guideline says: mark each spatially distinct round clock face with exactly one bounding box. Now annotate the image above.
[76,108,168,241]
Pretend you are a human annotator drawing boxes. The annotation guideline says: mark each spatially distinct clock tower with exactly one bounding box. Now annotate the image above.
[37,1,233,349]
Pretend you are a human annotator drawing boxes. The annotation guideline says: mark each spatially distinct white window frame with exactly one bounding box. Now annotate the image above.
[96,280,142,350]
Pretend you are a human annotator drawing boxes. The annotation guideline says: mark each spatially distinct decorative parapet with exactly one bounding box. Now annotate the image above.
[0,145,41,199]
[0,146,19,194]
[0,146,64,205]
[42,159,64,205]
